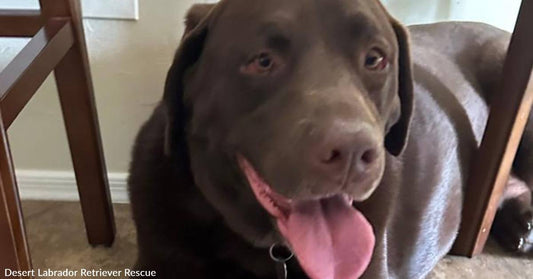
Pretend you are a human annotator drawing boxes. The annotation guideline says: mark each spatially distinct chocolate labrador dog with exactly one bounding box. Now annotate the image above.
[128,0,533,278]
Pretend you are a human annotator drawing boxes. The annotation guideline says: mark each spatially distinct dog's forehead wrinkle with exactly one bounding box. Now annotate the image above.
[215,0,390,53]
[260,11,296,27]
[219,0,303,24]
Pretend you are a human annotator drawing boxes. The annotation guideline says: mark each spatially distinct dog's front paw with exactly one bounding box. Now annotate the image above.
[492,197,533,253]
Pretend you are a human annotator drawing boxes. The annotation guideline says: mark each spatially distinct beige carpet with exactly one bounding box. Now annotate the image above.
[21,201,533,278]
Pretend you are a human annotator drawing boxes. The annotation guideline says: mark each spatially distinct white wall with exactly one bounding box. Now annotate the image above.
[383,0,521,32]
[0,0,139,20]
[0,0,522,176]
[1,0,199,175]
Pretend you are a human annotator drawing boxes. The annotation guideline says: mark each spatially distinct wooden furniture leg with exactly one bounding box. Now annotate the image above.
[0,0,115,272]
[40,0,115,246]
[0,19,73,278]
[0,111,32,274]
[451,0,533,256]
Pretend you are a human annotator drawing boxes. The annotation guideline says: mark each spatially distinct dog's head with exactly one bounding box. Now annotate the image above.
[163,0,413,278]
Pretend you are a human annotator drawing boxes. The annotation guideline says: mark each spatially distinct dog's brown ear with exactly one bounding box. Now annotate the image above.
[184,4,217,34]
[163,3,217,157]
[384,15,414,156]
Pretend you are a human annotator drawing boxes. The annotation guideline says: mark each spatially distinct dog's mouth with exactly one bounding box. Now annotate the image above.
[238,156,375,279]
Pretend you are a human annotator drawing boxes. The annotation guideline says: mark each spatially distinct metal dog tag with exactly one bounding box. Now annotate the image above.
[270,243,294,279]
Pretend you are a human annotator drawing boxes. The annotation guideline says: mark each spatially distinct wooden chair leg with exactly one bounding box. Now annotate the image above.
[41,0,115,246]
[451,0,533,256]
[0,112,32,275]
[55,49,116,247]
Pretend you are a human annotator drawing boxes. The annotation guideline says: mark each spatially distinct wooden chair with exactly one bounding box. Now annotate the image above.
[452,0,533,256]
[0,0,115,274]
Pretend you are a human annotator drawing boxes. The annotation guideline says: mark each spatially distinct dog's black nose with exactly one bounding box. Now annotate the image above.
[317,123,381,180]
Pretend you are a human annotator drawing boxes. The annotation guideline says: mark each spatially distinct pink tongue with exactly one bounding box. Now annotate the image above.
[277,195,375,279]
[236,157,374,279]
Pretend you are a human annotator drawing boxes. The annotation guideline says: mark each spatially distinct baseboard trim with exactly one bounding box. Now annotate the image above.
[15,170,129,204]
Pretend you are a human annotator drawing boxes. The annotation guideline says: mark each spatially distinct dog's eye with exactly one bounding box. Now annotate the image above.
[258,54,273,68]
[241,52,280,76]
[364,48,388,71]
